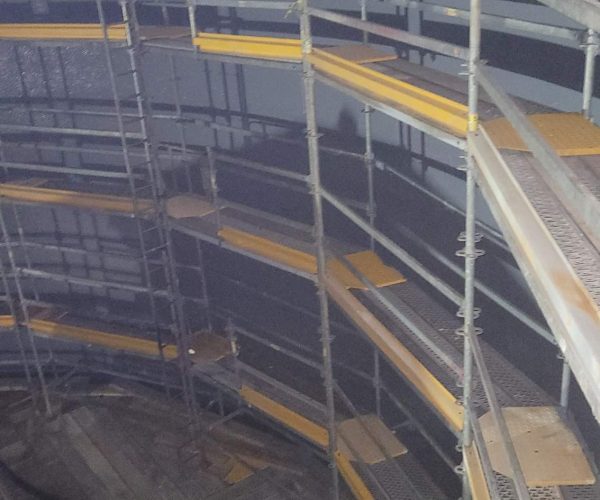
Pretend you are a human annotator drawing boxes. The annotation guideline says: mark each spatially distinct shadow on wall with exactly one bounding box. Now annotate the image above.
[336,107,358,139]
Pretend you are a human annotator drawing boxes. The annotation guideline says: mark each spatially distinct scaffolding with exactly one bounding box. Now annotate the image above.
[0,0,600,499]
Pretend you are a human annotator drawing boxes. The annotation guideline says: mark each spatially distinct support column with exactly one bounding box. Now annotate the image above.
[560,354,572,409]
[460,1,481,498]
[360,0,376,251]
[582,29,598,121]
[0,207,52,416]
[299,1,339,498]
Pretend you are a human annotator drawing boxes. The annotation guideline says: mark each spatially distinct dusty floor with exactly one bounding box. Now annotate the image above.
[0,377,341,499]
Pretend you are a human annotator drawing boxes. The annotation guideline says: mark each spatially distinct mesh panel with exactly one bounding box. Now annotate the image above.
[354,455,448,500]
[506,152,600,306]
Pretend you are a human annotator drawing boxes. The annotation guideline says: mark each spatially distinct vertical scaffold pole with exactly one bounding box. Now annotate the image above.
[461,0,481,498]
[560,354,571,409]
[0,208,52,416]
[187,1,197,39]
[360,0,376,251]
[582,29,598,121]
[299,1,339,498]
[360,0,382,420]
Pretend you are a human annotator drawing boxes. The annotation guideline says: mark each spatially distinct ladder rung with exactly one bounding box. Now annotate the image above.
[112,43,135,51]
[123,115,144,125]
[134,182,154,191]
[142,224,160,234]
[122,93,143,102]
[126,139,148,148]
[145,243,168,255]
[129,159,152,170]
[116,69,136,78]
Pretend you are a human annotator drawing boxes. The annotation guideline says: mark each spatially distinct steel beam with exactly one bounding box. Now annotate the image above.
[308,7,469,60]
[469,127,600,423]
[479,67,600,250]
[536,0,600,33]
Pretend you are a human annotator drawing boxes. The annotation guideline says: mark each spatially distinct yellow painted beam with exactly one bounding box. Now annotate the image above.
[0,315,16,328]
[240,385,329,448]
[325,275,463,432]
[336,250,406,289]
[335,451,375,500]
[310,48,468,137]
[219,226,317,274]
[29,319,178,359]
[219,226,405,290]
[0,183,153,214]
[464,444,491,500]
[193,32,302,61]
[240,385,381,500]
[0,23,127,40]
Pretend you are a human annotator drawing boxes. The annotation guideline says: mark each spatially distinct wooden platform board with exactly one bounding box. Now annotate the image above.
[479,406,595,487]
[167,194,216,219]
[189,332,232,364]
[336,414,407,465]
[343,250,407,288]
[322,44,397,64]
[484,113,600,156]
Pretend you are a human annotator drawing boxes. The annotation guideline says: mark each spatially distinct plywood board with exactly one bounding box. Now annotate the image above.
[138,26,190,41]
[328,250,406,290]
[188,332,231,364]
[479,406,595,487]
[484,113,600,156]
[322,44,397,64]
[166,194,216,219]
[345,250,406,288]
[337,414,407,464]
[463,444,491,500]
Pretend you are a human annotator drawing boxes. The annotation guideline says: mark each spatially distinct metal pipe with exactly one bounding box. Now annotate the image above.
[383,384,458,472]
[0,123,143,139]
[373,348,382,417]
[359,0,377,252]
[468,406,501,499]
[233,324,322,371]
[0,251,35,396]
[0,160,145,179]
[0,207,52,416]
[192,0,291,8]
[383,163,507,250]
[394,224,555,345]
[308,7,469,60]
[560,355,571,409]
[19,267,168,296]
[535,0,600,34]
[321,187,463,306]
[470,330,531,499]
[479,66,600,251]
[206,146,222,231]
[300,1,339,497]
[187,2,197,39]
[461,1,481,496]
[387,0,579,43]
[461,156,477,500]
[582,29,598,120]
[213,306,379,387]
[215,151,309,182]
[332,380,424,499]
[340,254,464,376]
[217,275,358,337]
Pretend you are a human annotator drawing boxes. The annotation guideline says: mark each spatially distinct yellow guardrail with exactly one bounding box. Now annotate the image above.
[0,23,126,40]
[193,33,302,61]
